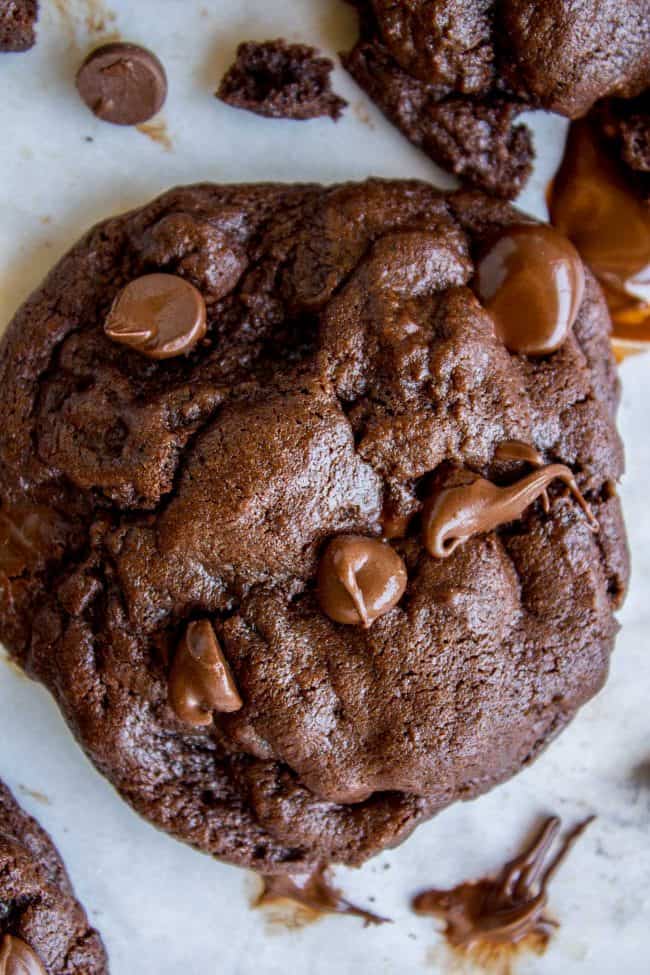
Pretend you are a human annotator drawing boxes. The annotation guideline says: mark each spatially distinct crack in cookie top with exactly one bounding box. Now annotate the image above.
[0,782,107,974]
[0,180,628,870]
[342,1,650,197]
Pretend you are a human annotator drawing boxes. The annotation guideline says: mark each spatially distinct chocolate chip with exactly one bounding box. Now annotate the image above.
[317,535,407,627]
[169,620,243,726]
[474,224,585,355]
[76,42,167,126]
[0,935,46,975]
[423,464,597,559]
[104,273,207,359]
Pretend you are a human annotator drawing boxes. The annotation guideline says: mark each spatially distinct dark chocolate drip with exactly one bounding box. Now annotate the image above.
[255,863,389,927]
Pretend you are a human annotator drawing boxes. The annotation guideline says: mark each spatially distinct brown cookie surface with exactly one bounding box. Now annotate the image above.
[0,781,107,974]
[342,0,650,197]
[0,179,628,871]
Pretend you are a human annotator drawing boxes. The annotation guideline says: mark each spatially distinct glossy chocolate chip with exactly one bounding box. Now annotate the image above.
[76,42,167,126]
[169,620,243,726]
[317,535,407,627]
[474,224,585,355]
[104,273,207,359]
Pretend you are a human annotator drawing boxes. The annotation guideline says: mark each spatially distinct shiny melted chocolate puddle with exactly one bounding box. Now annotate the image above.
[549,118,650,353]
[254,863,389,929]
[412,816,593,974]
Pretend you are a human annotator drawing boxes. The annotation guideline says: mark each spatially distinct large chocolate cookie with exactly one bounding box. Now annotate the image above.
[0,179,628,871]
[0,780,107,973]
[342,0,650,197]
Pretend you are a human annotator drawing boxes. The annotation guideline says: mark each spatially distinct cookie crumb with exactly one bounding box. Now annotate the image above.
[217,39,347,121]
[0,0,38,52]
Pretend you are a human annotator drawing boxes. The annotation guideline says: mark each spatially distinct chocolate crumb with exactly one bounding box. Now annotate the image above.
[217,39,348,121]
[0,0,38,52]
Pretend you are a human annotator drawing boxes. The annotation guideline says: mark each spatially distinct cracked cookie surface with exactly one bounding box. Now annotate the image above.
[342,0,650,197]
[0,179,628,871]
[0,780,107,974]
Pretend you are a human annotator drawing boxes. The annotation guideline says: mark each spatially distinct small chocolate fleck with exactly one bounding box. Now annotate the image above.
[317,535,407,627]
[0,935,46,975]
[0,503,62,577]
[76,42,167,126]
[474,225,585,355]
[256,863,388,927]
[104,273,207,360]
[412,815,594,966]
[169,619,242,726]
[423,464,597,558]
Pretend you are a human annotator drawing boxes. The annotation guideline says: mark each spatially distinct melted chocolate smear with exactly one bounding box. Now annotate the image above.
[413,816,594,974]
[255,863,389,929]
[423,464,597,559]
[550,119,650,349]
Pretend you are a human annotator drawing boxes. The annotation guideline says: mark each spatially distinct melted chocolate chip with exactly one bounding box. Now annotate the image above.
[423,464,597,558]
[412,816,593,962]
[256,863,388,927]
[550,119,650,345]
[494,440,550,511]
[0,935,46,975]
[76,42,167,126]
[494,440,544,467]
[316,535,407,627]
[104,273,207,359]
[169,619,242,726]
[0,504,61,577]
[380,509,412,540]
[474,225,585,355]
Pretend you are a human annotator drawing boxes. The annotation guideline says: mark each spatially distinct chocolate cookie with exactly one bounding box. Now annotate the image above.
[0,780,107,973]
[217,39,347,121]
[0,0,38,52]
[0,179,628,872]
[342,0,650,197]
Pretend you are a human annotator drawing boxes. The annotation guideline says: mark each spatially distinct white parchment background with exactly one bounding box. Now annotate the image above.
[0,2,648,973]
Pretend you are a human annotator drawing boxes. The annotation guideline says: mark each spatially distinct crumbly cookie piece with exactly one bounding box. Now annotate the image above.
[217,39,347,120]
